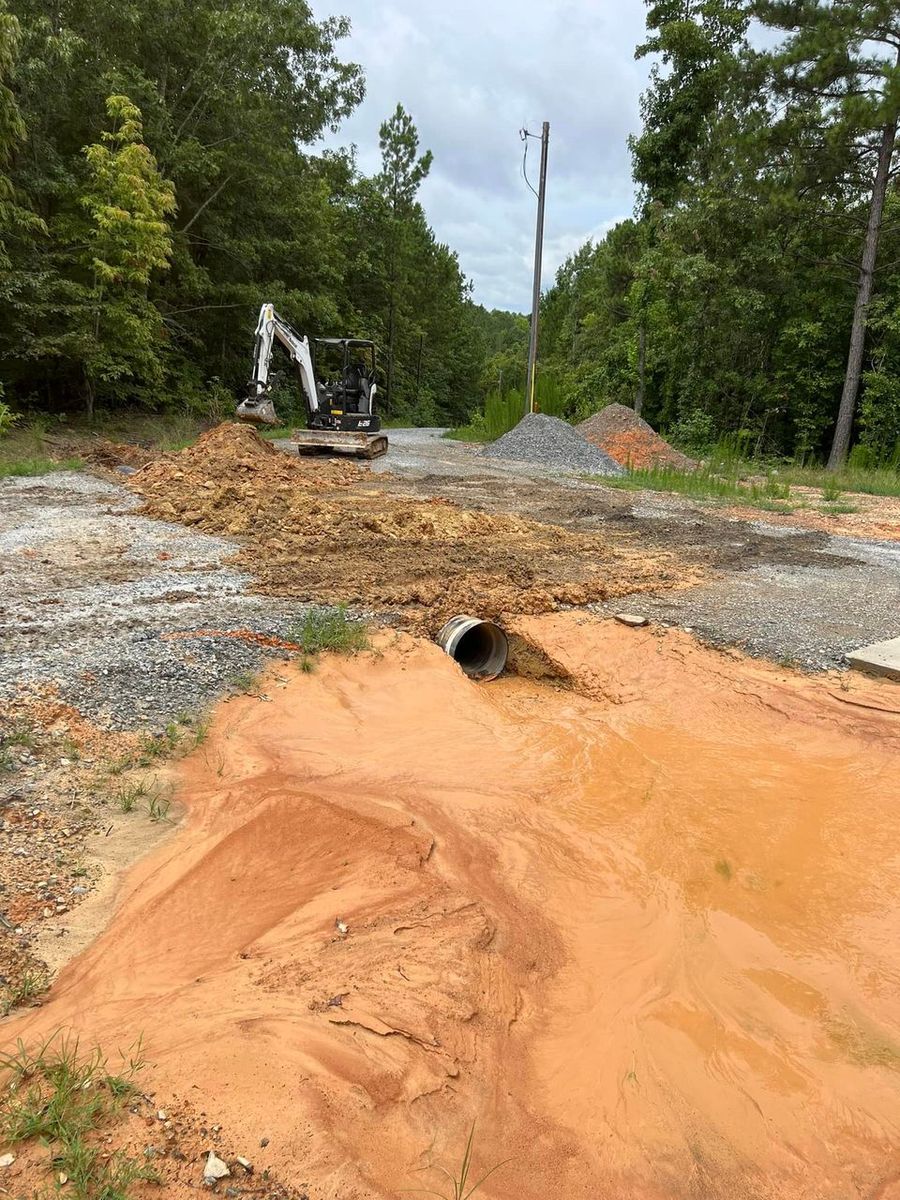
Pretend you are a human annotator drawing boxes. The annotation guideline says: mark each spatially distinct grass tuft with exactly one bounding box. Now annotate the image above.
[407,1122,509,1200]
[112,781,148,814]
[0,1035,154,1200]
[288,605,368,656]
[0,969,49,1017]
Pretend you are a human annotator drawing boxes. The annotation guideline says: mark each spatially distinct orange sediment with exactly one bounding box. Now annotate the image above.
[7,614,900,1199]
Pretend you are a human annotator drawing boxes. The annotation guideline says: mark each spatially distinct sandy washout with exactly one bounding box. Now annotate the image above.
[6,614,900,1199]
[126,424,694,627]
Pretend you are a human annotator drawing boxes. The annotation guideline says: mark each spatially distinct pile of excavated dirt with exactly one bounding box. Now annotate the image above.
[483,412,624,475]
[578,403,696,470]
[10,615,900,1199]
[129,423,689,627]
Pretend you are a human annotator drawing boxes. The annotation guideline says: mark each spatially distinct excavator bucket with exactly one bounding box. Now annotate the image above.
[235,396,278,426]
[291,429,389,460]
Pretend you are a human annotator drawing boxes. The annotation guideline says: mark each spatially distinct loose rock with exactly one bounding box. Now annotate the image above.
[614,613,649,628]
[484,413,624,476]
[203,1151,230,1184]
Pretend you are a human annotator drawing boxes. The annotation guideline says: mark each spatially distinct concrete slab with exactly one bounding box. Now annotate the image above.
[847,637,900,681]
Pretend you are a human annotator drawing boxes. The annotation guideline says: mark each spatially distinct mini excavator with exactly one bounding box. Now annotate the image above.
[236,302,388,460]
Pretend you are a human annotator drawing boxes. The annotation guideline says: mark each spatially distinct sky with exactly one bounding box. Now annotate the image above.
[316,0,653,313]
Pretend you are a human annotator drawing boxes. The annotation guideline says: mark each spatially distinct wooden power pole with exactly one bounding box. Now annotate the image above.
[525,121,549,415]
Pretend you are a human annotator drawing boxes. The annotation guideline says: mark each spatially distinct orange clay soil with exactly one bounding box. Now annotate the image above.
[127,424,692,627]
[7,614,900,1200]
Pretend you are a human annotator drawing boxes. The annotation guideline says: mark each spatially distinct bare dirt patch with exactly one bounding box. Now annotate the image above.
[128,424,694,628]
[0,690,189,1014]
[725,487,900,542]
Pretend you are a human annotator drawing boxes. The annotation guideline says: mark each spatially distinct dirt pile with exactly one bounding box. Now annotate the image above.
[129,422,689,626]
[10,616,900,1199]
[579,403,696,470]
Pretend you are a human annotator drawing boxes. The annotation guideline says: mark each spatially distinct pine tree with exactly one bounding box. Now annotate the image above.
[754,0,900,466]
[376,103,433,409]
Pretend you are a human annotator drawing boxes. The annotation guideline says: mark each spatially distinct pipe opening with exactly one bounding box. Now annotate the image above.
[437,616,508,680]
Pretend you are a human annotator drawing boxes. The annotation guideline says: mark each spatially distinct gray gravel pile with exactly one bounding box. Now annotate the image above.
[483,413,624,476]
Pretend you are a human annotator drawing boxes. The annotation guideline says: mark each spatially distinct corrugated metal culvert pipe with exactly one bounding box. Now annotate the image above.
[437,616,508,680]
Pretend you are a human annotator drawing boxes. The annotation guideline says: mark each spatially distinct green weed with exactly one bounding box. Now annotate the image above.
[146,793,171,823]
[288,605,368,655]
[230,669,260,694]
[0,456,83,478]
[189,718,210,748]
[0,1034,154,1200]
[1,720,37,751]
[408,1123,509,1200]
[112,781,148,814]
[0,968,49,1017]
[138,723,182,763]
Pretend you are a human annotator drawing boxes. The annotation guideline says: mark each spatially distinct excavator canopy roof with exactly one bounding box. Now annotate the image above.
[314,337,375,348]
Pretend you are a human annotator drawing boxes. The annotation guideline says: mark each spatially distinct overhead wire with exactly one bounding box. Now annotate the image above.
[520,127,540,200]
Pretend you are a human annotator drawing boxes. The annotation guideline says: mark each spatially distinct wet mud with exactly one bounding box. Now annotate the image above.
[7,615,900,1199]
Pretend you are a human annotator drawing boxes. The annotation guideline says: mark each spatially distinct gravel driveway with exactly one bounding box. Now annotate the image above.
[3,432,899,734]
[0,472,308,727]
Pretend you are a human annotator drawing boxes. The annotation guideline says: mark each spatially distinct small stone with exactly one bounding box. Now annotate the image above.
[0,1153,15,1167]
[58,1172,68,1185]
[614,613,649,628]
[59,758,71,767]
[157,1110,167,1121]
[259,1137,269,1148]
[235,1157,253,1173]
[203,1151,230,1184]
[225,1189,241,1198]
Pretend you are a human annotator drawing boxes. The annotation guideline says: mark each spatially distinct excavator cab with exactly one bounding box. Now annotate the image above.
[312,339,379,429]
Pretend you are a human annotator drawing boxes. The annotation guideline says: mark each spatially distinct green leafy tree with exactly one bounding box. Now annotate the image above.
[76,94,175,416]
[631,0,750,206]
[0,1,43,272]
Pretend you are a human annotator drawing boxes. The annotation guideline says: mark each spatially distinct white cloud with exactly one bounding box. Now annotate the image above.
[316,0,652,310]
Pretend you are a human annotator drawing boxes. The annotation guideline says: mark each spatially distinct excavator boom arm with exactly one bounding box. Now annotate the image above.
[238,303,320,424]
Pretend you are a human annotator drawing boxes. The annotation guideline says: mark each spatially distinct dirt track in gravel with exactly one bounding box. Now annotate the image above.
[128,424,695,629]
[8,614,900,1200]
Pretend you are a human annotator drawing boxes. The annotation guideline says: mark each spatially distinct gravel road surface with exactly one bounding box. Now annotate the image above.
[0,472,311,727]
[3,429,898,734]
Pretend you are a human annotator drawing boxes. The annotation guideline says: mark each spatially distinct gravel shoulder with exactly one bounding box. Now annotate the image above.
[0,471,311,727]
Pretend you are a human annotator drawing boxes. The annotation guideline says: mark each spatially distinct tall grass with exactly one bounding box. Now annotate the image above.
[448,375,567,442]
[598,461,795,509]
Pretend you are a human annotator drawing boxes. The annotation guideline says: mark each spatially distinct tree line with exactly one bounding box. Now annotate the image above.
[537,0,900,467]
[0,0,489,426]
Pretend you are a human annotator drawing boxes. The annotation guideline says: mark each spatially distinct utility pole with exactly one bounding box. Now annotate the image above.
[524,121,549,415]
